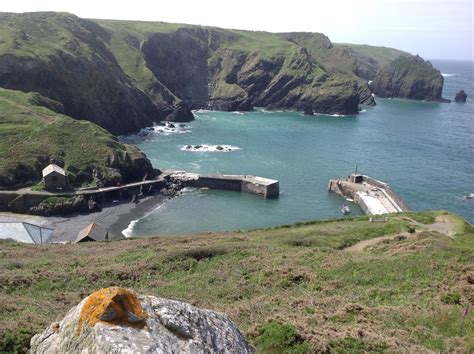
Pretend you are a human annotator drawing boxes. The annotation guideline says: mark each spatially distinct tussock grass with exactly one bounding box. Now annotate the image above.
[0,212,472,352]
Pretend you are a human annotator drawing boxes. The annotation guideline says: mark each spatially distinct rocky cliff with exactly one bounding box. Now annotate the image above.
[371,55,448,102]
[0,12,446,136]
[31,287,252,353]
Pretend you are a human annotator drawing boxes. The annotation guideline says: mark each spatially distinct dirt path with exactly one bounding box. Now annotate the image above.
[421,215,457,238]
[345,215,458,252]
[345,232,412,252]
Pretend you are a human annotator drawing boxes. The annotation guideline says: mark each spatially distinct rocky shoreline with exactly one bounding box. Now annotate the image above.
[0,176,188,242]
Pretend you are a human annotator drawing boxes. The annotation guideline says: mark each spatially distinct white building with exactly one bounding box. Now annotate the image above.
[0,222,53,244]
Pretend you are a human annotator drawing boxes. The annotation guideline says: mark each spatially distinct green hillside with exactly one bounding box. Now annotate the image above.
[0,88,154,189]
[1,211,472,352]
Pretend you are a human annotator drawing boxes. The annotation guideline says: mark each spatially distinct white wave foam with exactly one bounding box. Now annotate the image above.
[442,73,458,77]
[149,122,191,135]
[122,203,165,238]
[312,112,347,117]
[181,144,241,152]
[232,111,245,115]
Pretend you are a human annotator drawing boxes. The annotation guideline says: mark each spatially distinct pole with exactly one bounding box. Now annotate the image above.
[355,163,358,175]
[39,227,43,244]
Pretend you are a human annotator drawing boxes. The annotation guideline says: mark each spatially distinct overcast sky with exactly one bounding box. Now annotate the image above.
[1,0,472,60]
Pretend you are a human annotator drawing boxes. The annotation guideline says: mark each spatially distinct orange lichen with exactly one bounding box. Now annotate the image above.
[77,287,148,335]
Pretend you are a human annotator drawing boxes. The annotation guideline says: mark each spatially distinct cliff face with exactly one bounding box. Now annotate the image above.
[0,13,164,135]
[371,55,447,102]
[0,12,446,137]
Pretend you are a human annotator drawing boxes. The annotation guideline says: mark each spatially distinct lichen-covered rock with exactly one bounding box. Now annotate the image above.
[371,55,449,102]
[30,287,252,353]
[454,90,467,102]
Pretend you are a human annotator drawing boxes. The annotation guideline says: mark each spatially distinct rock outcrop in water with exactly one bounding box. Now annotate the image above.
[165,105,195,122]
[371,55,449,102]
[0,12,445,134]
[455,90,467,102]
[30,287,252,353]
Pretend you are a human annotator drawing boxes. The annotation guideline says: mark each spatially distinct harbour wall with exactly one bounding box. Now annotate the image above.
[328,174,410,215]
[170,172,280,199]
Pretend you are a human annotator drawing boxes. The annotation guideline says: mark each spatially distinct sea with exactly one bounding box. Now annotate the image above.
[121,60,474,236]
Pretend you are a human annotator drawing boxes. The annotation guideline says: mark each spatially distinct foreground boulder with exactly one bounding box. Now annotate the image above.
[454,90,467,102]
[30,287,252,353]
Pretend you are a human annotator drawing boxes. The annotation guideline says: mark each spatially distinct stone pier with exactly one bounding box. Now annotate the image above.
[328,173,409,215]
[168,171,279,199]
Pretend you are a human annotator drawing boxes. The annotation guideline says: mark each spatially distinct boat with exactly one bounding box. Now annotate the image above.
[341,203,351,215]
[465,193,474,200]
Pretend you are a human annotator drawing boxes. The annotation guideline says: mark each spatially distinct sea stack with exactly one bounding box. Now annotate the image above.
[454,90,467,102]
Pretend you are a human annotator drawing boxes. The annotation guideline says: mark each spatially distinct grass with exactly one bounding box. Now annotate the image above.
[335,43,408,64]
[0,211,472,352]
[0,88,149,189]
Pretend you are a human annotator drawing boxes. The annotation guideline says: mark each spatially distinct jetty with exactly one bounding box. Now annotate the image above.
[328,173,409,215]
[166,171,279,199]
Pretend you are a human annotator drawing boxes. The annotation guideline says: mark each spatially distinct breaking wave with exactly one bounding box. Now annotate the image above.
[181,144,241,152]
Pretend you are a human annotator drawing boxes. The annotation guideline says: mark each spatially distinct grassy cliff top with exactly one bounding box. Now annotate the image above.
[1,211,472,352]
[381,54,441,78]
[335,43,409,64]
[0,88,148,188]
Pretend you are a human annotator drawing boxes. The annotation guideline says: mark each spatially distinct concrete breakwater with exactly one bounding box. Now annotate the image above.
[0,171,279,214]
[328,174,410,215]
[166,171,280,199]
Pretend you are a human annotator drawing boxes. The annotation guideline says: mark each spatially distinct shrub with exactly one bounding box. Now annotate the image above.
[0,328,33,354]
[255,321,310,353]
[441,292,461,305]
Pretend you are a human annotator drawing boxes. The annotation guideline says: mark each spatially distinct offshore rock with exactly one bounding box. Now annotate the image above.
[165,106,195,122]
[30,287,252,353]
[454,90,467,102]
[371,55,449,102]
[304,106,314,115]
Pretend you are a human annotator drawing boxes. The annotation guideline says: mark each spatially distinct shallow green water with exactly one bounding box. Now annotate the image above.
[123,60,473,235]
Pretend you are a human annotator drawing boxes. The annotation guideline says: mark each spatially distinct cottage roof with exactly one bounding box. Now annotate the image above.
[0,222,53,244]
[42,164,65,177]
[75,223,109,243]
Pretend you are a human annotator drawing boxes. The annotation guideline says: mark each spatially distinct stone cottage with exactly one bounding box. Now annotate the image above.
[42,164,67,191]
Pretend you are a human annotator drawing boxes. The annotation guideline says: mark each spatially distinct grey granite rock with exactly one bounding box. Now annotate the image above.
[30,288,252,353]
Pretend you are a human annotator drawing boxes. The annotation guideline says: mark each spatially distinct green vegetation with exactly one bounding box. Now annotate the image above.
[0,88,150,189]
[328,337,388,353]
[335,43,408,64]
[41,197,72,205]
[255,321,310,353]
[0,212,472,352]
[0,328,32,354]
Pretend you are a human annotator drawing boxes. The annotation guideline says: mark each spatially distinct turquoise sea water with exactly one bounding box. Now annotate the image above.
[123,60,473,235]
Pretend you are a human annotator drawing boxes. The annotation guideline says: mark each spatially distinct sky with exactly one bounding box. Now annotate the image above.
[1,0,472,60]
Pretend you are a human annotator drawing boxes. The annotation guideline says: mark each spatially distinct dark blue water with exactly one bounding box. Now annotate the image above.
[123,60,473,235]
